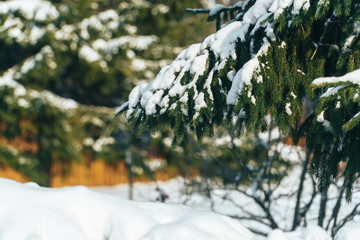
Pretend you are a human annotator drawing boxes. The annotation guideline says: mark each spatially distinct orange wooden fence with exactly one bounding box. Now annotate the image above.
[0,160,170,187]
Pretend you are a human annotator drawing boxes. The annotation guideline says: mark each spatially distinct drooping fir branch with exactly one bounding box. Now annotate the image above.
[117,0,314,141]
[118,0,360,197]
[310,70,360,200]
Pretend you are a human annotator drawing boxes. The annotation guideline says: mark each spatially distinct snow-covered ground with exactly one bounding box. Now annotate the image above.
[92,172,360,240]
[1,172,359,239]
[0,178,252,240]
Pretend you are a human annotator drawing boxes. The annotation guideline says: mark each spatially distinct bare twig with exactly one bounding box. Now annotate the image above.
[332,202,360,236]
[292,149,311,230]
[326,177,346,231]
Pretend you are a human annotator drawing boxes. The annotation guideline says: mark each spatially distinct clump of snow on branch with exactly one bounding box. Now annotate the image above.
[312,69,360,86]
[227,41,271,105]
[312,69,360,87]
[79,45,102,62]
[92,35,158,56]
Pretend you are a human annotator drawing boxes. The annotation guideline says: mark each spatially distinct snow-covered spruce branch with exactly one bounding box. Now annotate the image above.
[310,69,360,198]
[117,0,359,144]
[117,0,319,141]
[118,0,360,196]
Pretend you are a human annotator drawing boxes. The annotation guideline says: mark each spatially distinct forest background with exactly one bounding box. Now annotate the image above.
[0,0,225,186]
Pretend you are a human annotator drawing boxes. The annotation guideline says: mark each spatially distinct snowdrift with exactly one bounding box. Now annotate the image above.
[0,178,252,240]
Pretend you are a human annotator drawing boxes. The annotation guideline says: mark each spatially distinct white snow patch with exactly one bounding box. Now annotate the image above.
[317,111,325,122]
[0,69,27,96]
[37,90,78,111]
[251,95,256,104]
[258,127,281,143]
[79,45,101,62]
[0,0,59,21]
[227,41,270,105]
[335,101,341,109]
[320,86,345,98]
[92,137,115,152]
[21,59,36,74]
[131,58,147,71]
[17,98,29,108]
[335,218,360,240]
[144,90,165,115]
[93,36,157,55]
[194,92,207,111]
[268,226,330,240]
[275,142,305,162]
[297,69,306,75]
[204,21,249,60]
[0,69,78,111]
[30,26,46,43]
[285,102,292,115]
[98,9,118,21]
[267,229,287,240]
[312,69,360,86]
[0,178,253,240]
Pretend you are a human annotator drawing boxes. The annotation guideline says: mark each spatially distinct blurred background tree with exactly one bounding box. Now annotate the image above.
[0,0,218,186]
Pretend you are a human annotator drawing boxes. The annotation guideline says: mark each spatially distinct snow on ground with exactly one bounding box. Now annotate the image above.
[0,178,253,240]
[1,169,359,239]
[92,169,360,240]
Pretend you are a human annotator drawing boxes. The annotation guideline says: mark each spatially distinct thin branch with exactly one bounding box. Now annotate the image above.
[292,149,311,230]
[299,174,317,221]
[332,202,360,236]
[247,227,268,237]
[236,188,279,229]
[326,178,346,231]
[185,8,210,14]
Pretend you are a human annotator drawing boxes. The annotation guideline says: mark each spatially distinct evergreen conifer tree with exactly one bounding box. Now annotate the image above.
[118,0,360,199]
[0,0,213,185]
